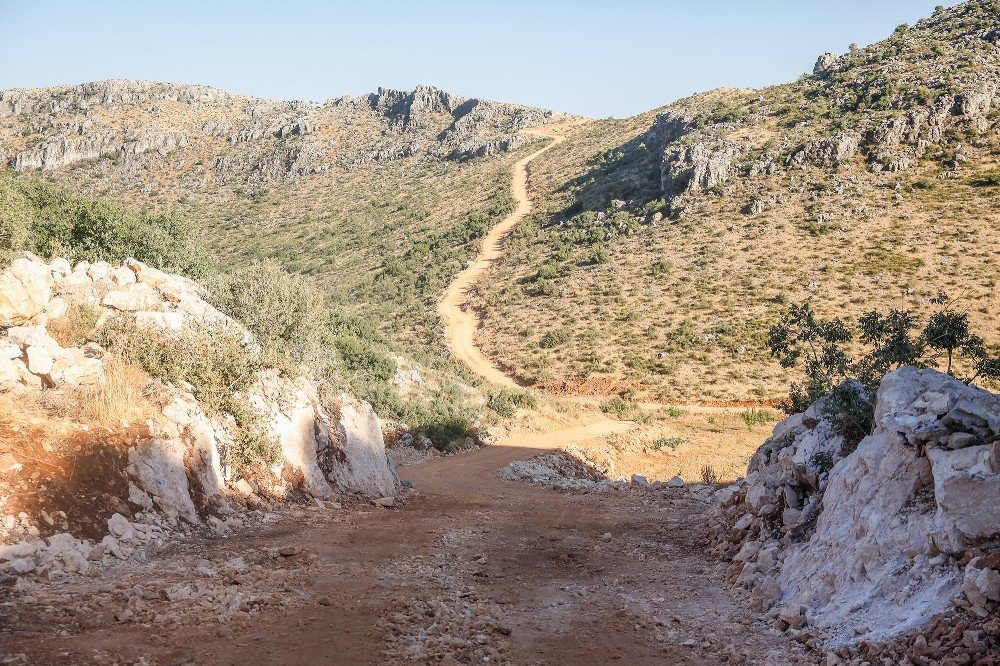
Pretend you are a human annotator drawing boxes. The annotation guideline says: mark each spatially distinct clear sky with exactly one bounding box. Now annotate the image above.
[0,1,961,118]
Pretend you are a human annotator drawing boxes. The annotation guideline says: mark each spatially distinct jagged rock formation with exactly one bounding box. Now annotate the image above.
[0,79,561,188]
[709,367,999,654]
[637,1,1000,206]
[0,253,400,579]
[661,140,740,195]
[813,52,841,75]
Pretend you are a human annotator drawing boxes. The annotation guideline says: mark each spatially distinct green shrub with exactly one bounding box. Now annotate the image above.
[820,382,874,456]
[0,169,210,275]
[487,389,538,417]
[539,328,571,349]
[330,337,397,382]
[651,259,673,276]
[740,408,776,430]
[206,261,325,354]
[651,436,688,451]
[600,396,636,419]
[969,172,1000,187]
[589,245,610,264]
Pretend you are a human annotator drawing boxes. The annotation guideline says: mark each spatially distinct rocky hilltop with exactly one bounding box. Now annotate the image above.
[477,0,1000,401]
[643,2,1000,209]
[0,79,560,186]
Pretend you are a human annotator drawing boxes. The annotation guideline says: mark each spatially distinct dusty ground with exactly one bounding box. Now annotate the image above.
[1,423,811,665]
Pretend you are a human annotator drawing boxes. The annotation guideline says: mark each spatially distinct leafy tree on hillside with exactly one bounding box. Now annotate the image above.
[769,294,999,450]
[0,169,210,276]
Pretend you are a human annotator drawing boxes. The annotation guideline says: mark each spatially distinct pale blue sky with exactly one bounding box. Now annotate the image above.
[0,1,959,118]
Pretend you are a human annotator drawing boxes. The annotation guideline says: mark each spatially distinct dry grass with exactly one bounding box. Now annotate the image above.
[570,408,778,484]
[78,351,150,427]
[1,351,152,461]
[46,300,100,348]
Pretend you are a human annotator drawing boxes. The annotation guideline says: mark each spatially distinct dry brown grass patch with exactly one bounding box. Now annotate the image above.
[78,351,151,428]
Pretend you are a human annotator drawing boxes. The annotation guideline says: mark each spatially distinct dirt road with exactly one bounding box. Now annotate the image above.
[4,423,805,664]
[438,125,571,390]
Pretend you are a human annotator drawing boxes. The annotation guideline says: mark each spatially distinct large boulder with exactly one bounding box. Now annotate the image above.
[127,437,201,524]
[324,396,400,498]
[251,372,400,499]
[0,257,53,326]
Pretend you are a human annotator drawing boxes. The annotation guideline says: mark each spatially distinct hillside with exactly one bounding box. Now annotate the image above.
[3,2,1000,663]
[0,80,569,355]
[475,0,1000,401]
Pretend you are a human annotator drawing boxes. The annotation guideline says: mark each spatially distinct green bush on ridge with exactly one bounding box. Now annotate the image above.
[0,169,210,276]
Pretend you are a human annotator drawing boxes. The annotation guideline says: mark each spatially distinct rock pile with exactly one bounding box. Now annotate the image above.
[709,367,999,655]
[0,513,165,581]
[500,449,626,492]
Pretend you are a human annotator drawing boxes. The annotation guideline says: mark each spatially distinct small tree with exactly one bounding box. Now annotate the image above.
[855,308,924,391]
[922,293,979,376]
[770,294,998,451]
[768,302,853,410]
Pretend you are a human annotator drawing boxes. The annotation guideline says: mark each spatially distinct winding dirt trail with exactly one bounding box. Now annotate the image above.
[438,125,571,390]
[437,123,753,416]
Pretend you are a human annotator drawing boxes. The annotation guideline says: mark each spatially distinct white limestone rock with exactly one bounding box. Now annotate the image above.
[0,256,53,326]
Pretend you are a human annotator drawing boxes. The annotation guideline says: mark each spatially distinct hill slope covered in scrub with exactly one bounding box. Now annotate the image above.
[0,80,567,356]
[475,0,1000,401]
[0,81,573,444]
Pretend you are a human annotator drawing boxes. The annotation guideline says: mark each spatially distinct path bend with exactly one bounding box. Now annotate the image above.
[438,125,571,390]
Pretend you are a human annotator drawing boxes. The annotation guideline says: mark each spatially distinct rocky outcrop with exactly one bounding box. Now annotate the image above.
[2,79,560,188]
[787,132,860,169]
[711,368,999,647]
[0,254,400,537]
[813,52,841,75]
[370,85,464,131]
[0,80,238,119]
[12,135,118,171]
[661,140,740,195]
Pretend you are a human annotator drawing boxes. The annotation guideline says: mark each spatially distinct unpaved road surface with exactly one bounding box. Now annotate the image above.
[438,126,570,390]
[3,425,807,664]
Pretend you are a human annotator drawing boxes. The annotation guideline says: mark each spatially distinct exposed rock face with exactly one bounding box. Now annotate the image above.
[787,132,860,169]
[710,368,999,646]
[0,254,400,528]
[324,397,401,498]
[1,79,561,187]
[12,135,117,171]
[813,52,841,75]
[370,84,464,131]
[661,140,740,195]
